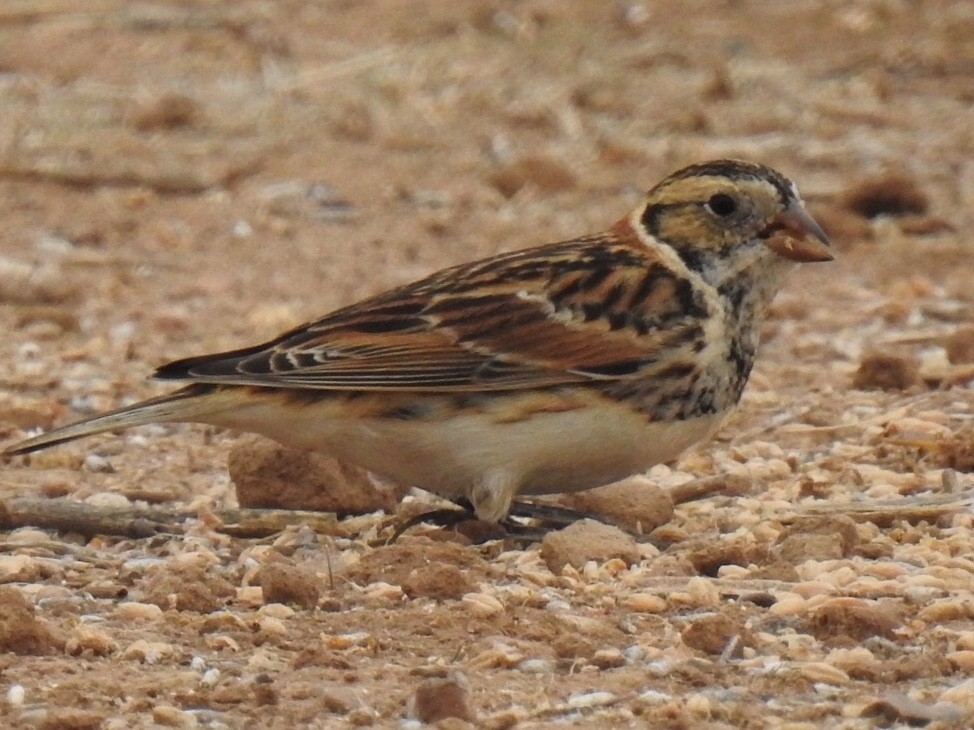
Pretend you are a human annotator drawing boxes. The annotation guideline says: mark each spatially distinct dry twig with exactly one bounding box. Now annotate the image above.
[0,497,338,539]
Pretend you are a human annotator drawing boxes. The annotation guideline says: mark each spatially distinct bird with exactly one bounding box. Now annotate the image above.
[5,159,832,523]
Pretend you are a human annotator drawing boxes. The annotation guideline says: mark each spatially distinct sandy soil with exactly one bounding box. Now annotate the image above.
[1,1,974,727]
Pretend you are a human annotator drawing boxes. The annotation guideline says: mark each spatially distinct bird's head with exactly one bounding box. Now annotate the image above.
[635,159,832,283]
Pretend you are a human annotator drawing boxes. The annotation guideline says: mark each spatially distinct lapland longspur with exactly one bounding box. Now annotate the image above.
[6,160,832,522]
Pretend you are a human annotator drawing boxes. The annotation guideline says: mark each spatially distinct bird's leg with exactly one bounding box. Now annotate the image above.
[468,470,517,523]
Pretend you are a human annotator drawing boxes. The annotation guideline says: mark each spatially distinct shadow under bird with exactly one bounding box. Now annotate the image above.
[5,159,832,522]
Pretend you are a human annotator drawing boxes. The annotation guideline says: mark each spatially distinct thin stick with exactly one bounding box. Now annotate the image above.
[0,497,338,539]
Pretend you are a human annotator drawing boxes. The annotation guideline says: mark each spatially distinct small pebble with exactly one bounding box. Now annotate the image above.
[516,658,557,674]
[853,352,923,391]
[685,577,720,608]
[115,602,164,621]
[461,591,504,617]
[686,693,712,717]
[623,593,667,613]
[6,685,25,707]
[939,677,974,710]
[363,582,404,602]
[947,651,974,672]
[622,645,647,663]
[257,603,295,619]
[321,632,372,649]
[0,555,38,580]
[84,491,129,509]
[918,599,970,623]
[636,689,671,705]
[81,454,113,472]
[861,693,967,725]
[544,599,572,613]
[152,704,198,729]
[408,672,476,724]
[826,646,878,673]
[770,593,808,617]
[566,691,615,709]
[0,256,77,303]
[257,616,287,638]
[65,625,116,656]
[121,640,175,664]
[232,220,253,238]
[236,586,264,607]
[798,662,850,684]
[591,649,626,669]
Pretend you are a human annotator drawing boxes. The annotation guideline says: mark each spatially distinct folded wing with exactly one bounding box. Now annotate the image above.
[155,234,708,392]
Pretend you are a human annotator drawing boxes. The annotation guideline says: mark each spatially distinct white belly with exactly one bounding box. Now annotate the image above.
[217,394,723,508]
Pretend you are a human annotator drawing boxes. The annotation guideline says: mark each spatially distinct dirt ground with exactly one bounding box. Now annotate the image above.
[1,1,974,727]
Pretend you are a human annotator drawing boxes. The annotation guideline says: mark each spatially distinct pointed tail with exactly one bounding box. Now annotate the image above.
[4,384,220,456]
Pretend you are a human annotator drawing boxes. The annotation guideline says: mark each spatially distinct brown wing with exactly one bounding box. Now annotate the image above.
[155,229,708,392]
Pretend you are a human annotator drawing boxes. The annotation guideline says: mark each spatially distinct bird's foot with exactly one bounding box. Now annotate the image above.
[388,498,610,544]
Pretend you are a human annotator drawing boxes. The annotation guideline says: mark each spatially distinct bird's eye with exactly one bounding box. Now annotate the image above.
[706,193,738,217]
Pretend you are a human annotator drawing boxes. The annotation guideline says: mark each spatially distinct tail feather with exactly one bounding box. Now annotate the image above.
[4,384,218,456]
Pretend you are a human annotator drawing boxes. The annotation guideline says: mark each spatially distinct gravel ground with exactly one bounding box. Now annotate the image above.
[1,1,974,728]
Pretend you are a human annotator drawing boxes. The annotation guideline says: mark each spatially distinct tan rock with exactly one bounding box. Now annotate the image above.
[540,519,640,574]
[229,434,407,514]
[557,476,675,533]
[258,562,321,609]
[408,672,477,724]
